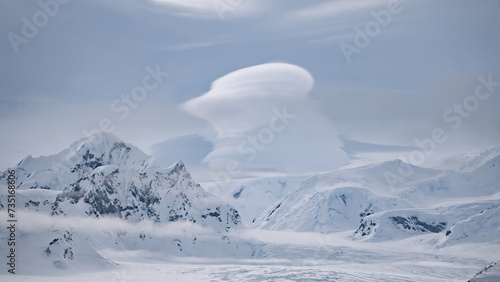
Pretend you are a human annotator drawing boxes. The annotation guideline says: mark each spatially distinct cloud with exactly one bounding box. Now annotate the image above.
[151,134,212,168]
[163,41,227,51]
[152,0,214,10]
[289,0,385,20]
[180,63,349,181]
[182,63,314,137]
[12,211,213,238]
[151,0,216,18]
[151,0,265,19]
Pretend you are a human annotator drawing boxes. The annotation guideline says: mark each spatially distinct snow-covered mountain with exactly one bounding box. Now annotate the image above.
[252,144,500,246]
[6,133,241,227]
[1,134,498,278]
[0,133,253,273]
[225,176,307,224]
[440,144,500,173]
[3,132,243,227]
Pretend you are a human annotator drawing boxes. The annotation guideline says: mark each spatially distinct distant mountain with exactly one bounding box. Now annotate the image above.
[0,133,252,273]
[252,144,500,245]
[440,144,500,173]
[227,176,307,224]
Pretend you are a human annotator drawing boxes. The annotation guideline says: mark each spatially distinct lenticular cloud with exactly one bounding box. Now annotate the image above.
[181,63,348,176]
[181,63,314,137]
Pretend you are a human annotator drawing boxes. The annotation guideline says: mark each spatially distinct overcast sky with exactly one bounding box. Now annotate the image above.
[1,0,500,186]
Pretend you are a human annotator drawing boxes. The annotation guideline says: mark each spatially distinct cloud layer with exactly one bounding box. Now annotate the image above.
[181,63,349,182]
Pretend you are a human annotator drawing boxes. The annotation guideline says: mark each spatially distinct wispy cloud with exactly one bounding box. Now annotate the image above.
[151,0,266,19]
[163,41,226,51]
[12,211,215,237]
[151,0,216,18]
[288,0,386,20]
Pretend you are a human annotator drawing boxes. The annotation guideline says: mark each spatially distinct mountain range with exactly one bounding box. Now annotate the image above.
[251,145,499,246]
[1,133,499,278]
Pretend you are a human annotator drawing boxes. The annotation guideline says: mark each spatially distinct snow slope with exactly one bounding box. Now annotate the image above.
[225,176,307,224]
[253,144,500,246]
[469,261,500,282]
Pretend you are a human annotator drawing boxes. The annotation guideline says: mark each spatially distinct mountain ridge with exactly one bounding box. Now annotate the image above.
[0,132,253,273]
[1,135,498,275]
[251,143,500,245]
